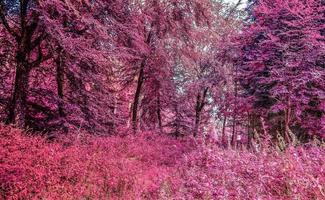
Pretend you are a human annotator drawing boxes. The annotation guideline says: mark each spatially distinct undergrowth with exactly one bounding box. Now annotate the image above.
[1,124,324,199]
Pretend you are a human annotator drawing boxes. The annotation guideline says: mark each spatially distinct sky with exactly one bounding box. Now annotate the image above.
[225,0,247,3]
[224,0,248,9]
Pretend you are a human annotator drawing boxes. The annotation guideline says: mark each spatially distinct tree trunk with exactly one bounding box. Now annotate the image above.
[194,109,200,137]
[284,99,291,143]
[2,0,44,129]
[231,66,239,148]
[132,59,145,132]
[131,29,152,132]
[174,104,180,137]
[222,115,227,147]
[231,117,237,148]
[7,64,30,128]
[247,113,252,149]
[157,91,162,131]
[193,87,208,137]
[55,51,65,117]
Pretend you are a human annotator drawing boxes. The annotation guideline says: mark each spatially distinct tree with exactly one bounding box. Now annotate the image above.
[0,0,51,128]
[110,0,216,132]
[0,0,135,133]
[37,0,133,133]
[238,0,325,140]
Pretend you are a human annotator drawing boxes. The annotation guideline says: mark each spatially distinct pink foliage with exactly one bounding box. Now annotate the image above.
[0,124,194,199]
[1,124,324,199]
[0,1,324,198]
[176,144,325,199]
[238,0,325,138]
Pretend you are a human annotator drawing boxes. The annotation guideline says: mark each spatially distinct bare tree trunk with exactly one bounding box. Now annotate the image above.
[132,59,145,132]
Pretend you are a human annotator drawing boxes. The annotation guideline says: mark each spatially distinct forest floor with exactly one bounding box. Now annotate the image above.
[1,124,325,199]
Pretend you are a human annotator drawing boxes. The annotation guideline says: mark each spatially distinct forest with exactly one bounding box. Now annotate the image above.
[0,0,324,199]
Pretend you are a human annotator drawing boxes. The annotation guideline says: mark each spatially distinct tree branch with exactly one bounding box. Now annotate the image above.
[226,0,242,21]
[199,87,209,111]
[30,44,52,68]
[20,0,30,30]
[30,32,46,51]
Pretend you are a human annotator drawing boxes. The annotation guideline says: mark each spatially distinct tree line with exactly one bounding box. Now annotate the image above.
[0,0,323,146]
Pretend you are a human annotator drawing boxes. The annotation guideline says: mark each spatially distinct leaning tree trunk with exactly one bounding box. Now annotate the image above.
[194,93,202,137]
[194,110,200,137]
[132,59,145,132]
[131,30,153,132]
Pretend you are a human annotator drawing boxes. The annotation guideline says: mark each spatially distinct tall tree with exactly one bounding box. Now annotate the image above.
[117,0,215,132]
[238,0,325,140]
[0,0,50,128]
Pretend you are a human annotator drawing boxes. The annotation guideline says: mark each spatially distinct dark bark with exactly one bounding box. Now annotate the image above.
[284,97,291,143]
[222,115,227,147]
[157,91,162,131]
[247,113,254,149]
[193,87,208,137]
[2,0,47,129]
[55,49,65,117]
[131,30,153,132]
[174,104,180,137]
[7,63,30,128]
[194,109,200,137]
[132,59,145,132]
[231,66,239,147]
